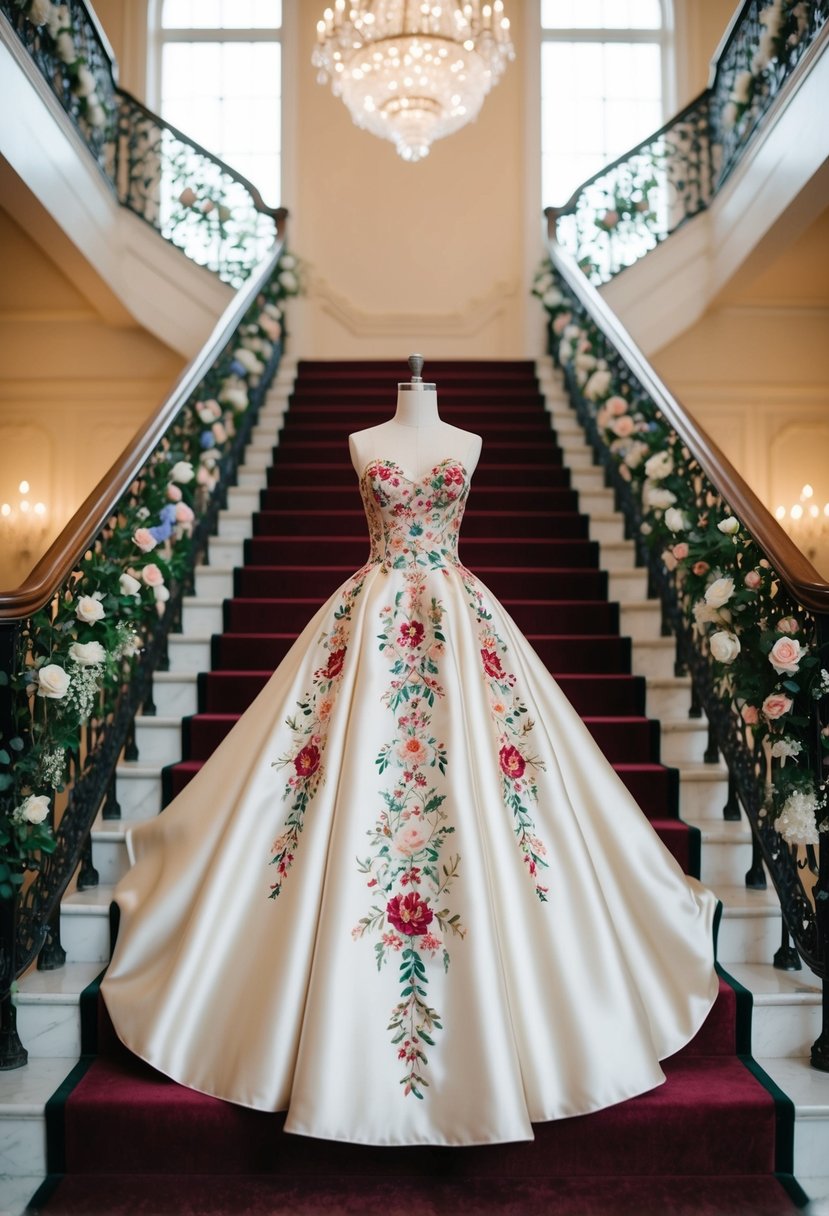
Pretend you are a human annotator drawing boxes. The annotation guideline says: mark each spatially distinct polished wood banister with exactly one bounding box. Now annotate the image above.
[550,243,829,615]
[0,234,285,619]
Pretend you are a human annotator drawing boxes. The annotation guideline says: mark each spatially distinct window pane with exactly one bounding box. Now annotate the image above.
[542,0,662,28]
[163,0,220,27]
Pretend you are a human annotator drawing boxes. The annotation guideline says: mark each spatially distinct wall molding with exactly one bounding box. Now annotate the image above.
[312,274,520,340]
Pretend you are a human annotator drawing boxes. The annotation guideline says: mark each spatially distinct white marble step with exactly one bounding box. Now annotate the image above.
[631,636,676,680]
[646,676,694,719]
[687,816,754,887]
[90,819,131,887]
[237,467,268,490]
[226,485,261,515]
[659,718,710,765]
[1,1174,43,1216]
[756,1056,829,1181]
[15,962,101,1060]
[167,635,211,673]
[619,599,660,638]
[569,467,605,493]
[133,716,183,765]
[713,884,782,965]
[111,764,163,821]
[727,963,822,1059]
[677,762,731,820]
[0,1056,77,1177]
[150,671,198,718]
[59,886,114,964]
[217,510,254,539]
[578,488,615,515]
[182,597,224,635]
[607,568,648,603]
[195,565,234,598]
[589,514,626,543]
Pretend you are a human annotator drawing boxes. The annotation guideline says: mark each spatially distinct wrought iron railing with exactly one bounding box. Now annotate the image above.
[1,0,284,286]
[546,0,828,284]
[540,246,829,1071]
[0,238,292,1069]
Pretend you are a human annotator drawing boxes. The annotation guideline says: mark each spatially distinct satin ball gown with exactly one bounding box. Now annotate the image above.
[102,453,719,1147]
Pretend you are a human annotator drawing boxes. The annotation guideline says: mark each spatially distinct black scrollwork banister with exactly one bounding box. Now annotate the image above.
[547,0,829,283]
[0,0,284,284]
[543,241,829,1069]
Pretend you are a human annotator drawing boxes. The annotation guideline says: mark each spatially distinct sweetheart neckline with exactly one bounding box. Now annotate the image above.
[358,457,470,487]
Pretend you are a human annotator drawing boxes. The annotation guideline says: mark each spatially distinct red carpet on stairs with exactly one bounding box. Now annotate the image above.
[32,360,805,1215]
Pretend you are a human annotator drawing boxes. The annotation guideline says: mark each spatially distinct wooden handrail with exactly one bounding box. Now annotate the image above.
[550,244,829,615]
[0,229,286,619]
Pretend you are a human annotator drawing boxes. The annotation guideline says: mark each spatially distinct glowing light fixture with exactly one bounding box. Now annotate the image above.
[313,1,514,162]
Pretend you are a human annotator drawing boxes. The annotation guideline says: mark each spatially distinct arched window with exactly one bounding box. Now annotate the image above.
[541,0,672,207]
[151,0,283,205]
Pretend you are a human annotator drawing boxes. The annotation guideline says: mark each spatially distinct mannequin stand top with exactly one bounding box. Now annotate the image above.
[348,358,482,483]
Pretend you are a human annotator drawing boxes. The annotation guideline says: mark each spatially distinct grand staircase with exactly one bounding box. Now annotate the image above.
[4,358,824,1215]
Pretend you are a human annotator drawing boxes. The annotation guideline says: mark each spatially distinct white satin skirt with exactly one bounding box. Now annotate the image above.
[102,558,719,1146]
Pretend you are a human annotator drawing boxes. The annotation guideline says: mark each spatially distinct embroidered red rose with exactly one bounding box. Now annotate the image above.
[398,620,425,649]
[321,647,346,680]
[481,648,505,679]
[499,744,525,780]
[377,464,392,481]
[293,744,321,777]
[444,466,464,486]
[386,891,434,936]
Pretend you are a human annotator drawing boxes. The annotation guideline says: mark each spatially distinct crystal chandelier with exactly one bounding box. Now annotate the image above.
[312,1,514,162]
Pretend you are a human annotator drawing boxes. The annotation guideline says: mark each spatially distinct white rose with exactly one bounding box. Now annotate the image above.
[73,64,96,97]
[17,794,51,824]
[85,101,106,129]
[219,387,249,410]
[154,584,170,603]
[170,460,194,484]
[120,573,141,596]
[693,600,725,627]
[704,577,735,608]
[233,347,265,375]
[542,288,563,308]
[69,640,106,666]
[664,507,687,533]
[584,369,612,401]
[709,631,741,664]
[37,664,70,699]
[644,451,674,481]
[55,29,76,62]
[624,441,649,470]
[27,0,53,26]
[644,486,677,510]
[47,3,68,37]
[279,254,296,270]
[717,516,740,535]
[75,594,105,623]
[278,270,298,293]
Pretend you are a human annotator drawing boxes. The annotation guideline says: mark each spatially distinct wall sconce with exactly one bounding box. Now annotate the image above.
[775,483,829,565]
[0,480,49,564]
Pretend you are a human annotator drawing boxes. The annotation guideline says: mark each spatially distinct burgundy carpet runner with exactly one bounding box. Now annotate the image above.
[32,360,805,1215]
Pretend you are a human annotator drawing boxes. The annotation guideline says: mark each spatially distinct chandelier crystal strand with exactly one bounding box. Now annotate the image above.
[313,1,514,162]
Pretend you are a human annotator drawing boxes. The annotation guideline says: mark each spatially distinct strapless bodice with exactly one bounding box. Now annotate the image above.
[359,457,470,571]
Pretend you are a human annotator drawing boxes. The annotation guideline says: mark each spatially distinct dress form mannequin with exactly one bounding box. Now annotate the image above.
[349,355,482,482]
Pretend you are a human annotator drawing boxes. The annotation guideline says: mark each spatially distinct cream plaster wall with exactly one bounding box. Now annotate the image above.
[0,206,184,588]
[651,207,829,575]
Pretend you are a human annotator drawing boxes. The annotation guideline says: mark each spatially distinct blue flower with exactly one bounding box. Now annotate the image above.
[229,359,247,378]
[148,520,173,543]
[159,503,178,525]
[200,431,216,449]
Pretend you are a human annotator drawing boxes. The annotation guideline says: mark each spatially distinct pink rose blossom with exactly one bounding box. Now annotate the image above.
[777,617,799,635]
[611,415,635,438]
[607,396,628,416]
[744,570,762,589]
[175,503,195,523]
[692,561,710,576]
[762,693,793,720]
[741,704,759,725]
[141,563,164,587]
[672,543,689,560]
[133,527,157,553]
[166,483,182,502]
[769,636,806,675]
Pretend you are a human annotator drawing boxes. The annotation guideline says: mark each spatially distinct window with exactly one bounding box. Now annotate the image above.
[541,0,670,206]
[153,0,283,206]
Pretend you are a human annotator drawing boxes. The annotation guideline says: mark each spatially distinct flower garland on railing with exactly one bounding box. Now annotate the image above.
[0,249,302,899]
[719,1,812,134]
[533,263,829,848]
[18,0,112,131]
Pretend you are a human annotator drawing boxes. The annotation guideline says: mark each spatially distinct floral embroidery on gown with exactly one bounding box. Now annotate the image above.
[102,453,719,1147]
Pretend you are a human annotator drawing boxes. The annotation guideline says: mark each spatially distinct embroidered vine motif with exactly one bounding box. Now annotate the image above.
[462,576,550,901]
[268,572,367,897]
[352,466,468,1099]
